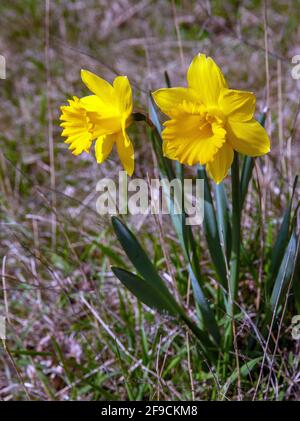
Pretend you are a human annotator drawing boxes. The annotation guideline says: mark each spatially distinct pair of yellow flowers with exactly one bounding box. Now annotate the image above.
[60,53,270,183]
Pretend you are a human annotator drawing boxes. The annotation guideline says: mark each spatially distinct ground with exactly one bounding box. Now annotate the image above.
[0,0,300,400]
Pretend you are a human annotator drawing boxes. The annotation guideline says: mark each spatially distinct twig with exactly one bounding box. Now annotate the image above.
[172,0,186,73]
[277,59,286,176]
[263,0,271,132]
[2,340,31,400]
[45,0,56,248]
[1,256,9,323]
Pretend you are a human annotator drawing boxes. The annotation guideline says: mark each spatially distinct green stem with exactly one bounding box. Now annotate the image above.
[229,152,241,311]
[229,153,242,394]
[224,152,241,376]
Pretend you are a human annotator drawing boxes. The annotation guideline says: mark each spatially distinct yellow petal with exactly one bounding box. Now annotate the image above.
[80,95,118,117]
[187,54,227,106]
[206,143,234,184]
[219,88,256,121]
[226,118,270,156]
[152,87,199,117]
[113,76,133,119]
[81,69,116,106]
[95,135,115,164]
[116,131,134,176]
[112,76,133,147]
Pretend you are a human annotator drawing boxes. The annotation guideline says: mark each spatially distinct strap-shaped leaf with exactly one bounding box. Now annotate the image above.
[240,156,254,210]
[215,182,232,263]
[149,96,175,182]
[292,245,300,313]
[266,176,298,295]
[111,216,178,312]
[112,266,217,362]
[240,112,266,208]
[187,262,221,344]
[198,166,227,287]
[111,267,178,316]
[270,229,300,312]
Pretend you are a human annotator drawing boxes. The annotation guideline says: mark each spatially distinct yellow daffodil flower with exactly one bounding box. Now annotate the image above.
[152,53,270,183]
[60,70,134,176]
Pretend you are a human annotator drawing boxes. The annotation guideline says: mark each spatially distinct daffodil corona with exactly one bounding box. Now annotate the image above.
[152,54,270,183]
[60,70,134,176]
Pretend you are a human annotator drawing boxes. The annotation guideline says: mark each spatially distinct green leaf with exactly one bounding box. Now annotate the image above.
[148,96,175,182]
[198,166,227,287]
[164,70,172,88]
[292,245,300,313]
[215,182,232,263]
[111,216,178,312]
[267,175,298,295]
[220,357,262,398]
[240,112,266,208]
[111,267,178,316]
[240,156,254,209]
[270,229,299,313]
[148,93,162,134]
[186,262,220,344]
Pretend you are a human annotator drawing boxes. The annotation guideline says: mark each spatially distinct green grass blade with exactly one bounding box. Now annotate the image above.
[220,357,262,398]
[266,175,298,295]
[270,229,300,313]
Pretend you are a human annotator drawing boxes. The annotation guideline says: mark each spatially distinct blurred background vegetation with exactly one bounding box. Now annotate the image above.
[0,0,299,400]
